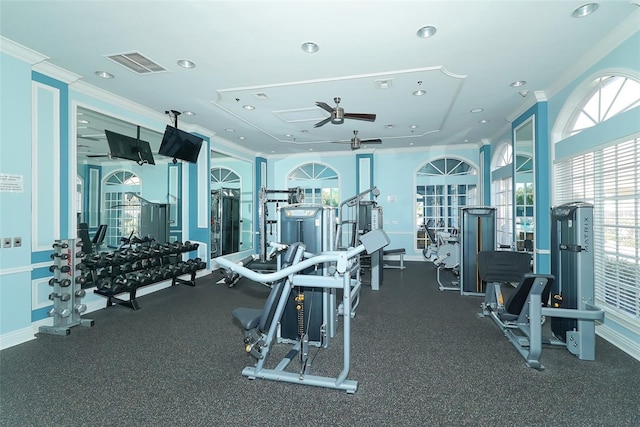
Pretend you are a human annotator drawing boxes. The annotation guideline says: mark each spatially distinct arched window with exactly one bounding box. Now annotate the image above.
[211,167,240,187]
[103,171,141,246]
[415,157,477,250]
[564,75,640,137]
[555,72,640,334]
[287,162,339,207]
[491,143,513,247]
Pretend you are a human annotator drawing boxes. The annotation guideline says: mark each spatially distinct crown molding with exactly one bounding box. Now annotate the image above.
[32,61,82,84]
[0,36,48,64]
[506,90,547,123]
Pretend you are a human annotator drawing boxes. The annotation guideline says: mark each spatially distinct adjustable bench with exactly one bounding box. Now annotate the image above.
[383,248,406,270]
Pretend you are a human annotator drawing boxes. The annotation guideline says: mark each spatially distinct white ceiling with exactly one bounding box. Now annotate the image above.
[1,1,639,157]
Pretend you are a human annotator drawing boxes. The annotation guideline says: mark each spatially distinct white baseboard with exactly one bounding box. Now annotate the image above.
[597,324,640,362]
[0,270,212,351]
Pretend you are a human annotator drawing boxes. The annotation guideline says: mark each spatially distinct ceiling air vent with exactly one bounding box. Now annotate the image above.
[106,52,167,74]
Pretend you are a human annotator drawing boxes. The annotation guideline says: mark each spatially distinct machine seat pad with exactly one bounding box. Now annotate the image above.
[232,307,263,331]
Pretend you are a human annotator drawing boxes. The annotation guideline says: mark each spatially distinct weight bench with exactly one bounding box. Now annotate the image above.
[478,250,604,370]
[383,248,406,270]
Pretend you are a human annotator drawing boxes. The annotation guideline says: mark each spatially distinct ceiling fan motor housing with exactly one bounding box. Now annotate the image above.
[332,107,345,124]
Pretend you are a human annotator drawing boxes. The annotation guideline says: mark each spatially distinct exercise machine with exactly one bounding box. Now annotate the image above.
[257,186,304,264]
[335,187,384,290]
[459,206,496,295]
[478,202,604,369]
[550,201,603,361]
[432,231,461,291]
[218,229,390,393]
[278,204,335,342]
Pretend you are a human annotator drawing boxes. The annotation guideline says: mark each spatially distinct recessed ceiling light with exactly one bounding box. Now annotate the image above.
[510,80,527,88]
[242,105,255,110]
[78,119,90,124]
[413,89,427,96]
[301,42,319,53]
[416,25,437,38]
[409,124,418,129]
[470,108,484,113]
[177,59,196,69]
[479,119,489,124]
[225,128,235,132]
[385,124,395,129]
[183,111,196,116]
[284,134,292,137]
[409,142,414,146]
[238,136,245,140]
[572,3,599,18]
[95,71,114,79]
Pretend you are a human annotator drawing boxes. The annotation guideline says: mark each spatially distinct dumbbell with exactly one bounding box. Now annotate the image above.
[50,253,69,260]
[52,242,69,249]
[47,308,71,318]
[49,265,71,273]
[74,304,87,314]
[49,292,71,301]
[75,273,93,288]
[48,278,71,287]
[75,289,86,298]
[125,273,141,288]
[193,257,206,270]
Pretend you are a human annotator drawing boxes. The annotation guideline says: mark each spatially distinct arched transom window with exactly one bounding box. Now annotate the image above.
[565,75,640,137]
[287,162,339,207]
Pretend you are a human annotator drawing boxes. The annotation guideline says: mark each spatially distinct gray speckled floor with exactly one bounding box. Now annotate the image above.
[1,261,638,427]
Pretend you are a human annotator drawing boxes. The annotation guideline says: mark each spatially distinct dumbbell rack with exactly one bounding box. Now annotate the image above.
[39,239,94,336]
[83,241,206,311]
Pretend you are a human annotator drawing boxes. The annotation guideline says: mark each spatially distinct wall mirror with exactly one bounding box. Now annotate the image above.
[513,117,535,253]
[210,149,253,260]
[76,107,173,247]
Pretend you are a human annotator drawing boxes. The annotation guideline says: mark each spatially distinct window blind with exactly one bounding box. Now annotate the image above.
[555,138,639,330]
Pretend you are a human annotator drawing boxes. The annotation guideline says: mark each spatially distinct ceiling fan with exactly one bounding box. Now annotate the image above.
[332,130,382,150]
[314,97,377,128]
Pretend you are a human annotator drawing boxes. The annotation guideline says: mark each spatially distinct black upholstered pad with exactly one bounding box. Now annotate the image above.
[232,307,263,331]
[499,274,554,322]
[477,251,532,283]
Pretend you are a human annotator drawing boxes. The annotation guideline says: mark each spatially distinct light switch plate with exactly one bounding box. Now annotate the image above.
[13,237,22,247]
[2,238,11,248]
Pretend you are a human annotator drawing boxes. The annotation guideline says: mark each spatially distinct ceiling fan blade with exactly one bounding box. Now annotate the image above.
[313,117,332,128]
[315,102,334,113]
[344,113,376,122]
[361,139,382,144]
[86,154,111,158]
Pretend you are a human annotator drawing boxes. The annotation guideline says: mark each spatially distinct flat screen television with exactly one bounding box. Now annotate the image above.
[158,125,204,164]
[104,129,155,165]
